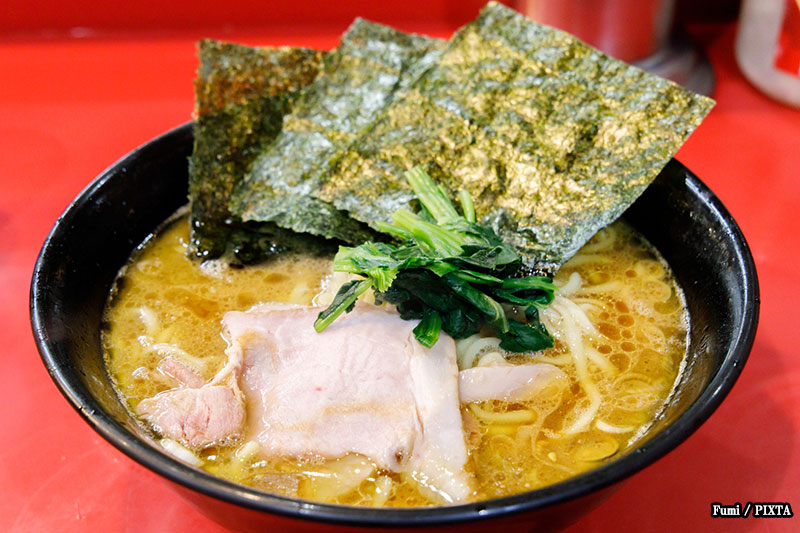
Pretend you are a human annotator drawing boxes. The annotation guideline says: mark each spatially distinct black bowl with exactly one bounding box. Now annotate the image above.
[30,122,759,531]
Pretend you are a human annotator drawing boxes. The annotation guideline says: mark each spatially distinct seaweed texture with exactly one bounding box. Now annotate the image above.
[312,2,715,272]
[230,19,445,243]
[188,39,324,259]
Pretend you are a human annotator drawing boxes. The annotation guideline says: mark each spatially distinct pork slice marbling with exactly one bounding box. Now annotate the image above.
[223,303,473,503]
[136,385,245,449]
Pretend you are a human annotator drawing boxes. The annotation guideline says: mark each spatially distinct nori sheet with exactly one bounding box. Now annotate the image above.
[229,19,445,243]
[312,2,715,272]
[188,39,325,260]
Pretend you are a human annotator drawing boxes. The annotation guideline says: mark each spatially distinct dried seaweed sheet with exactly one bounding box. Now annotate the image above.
[230,19,445,243]
[312,2,715,272]
[189,39,324,259]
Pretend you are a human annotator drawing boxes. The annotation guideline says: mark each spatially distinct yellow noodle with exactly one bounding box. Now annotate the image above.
[468,403,537,425]
[161,438,203,466]
[595,420,636,434]
[577,228,615,253]
[371,475,393,507]
[557,300,602,435]
[104,218,689,505]
[554,272,582,296]
[300,455,376,502]
[477,351,510,367]
[136,306,159,337]
[633,259,665,280]
[585,346,617,375]
[456,335,501,370]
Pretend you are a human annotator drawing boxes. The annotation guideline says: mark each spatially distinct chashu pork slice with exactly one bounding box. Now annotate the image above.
[136,385,245,449]
[223,303,473,503]
[458,364,568,404]
[136,351,246,449]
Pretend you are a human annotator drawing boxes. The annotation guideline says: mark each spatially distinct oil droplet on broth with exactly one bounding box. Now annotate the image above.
[103,217,689,506]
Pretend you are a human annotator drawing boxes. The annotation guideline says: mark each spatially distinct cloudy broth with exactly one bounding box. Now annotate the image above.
[104,215,687,506]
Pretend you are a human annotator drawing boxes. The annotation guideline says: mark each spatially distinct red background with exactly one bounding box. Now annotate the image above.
[1,2,798,532]
[1,0,493,36]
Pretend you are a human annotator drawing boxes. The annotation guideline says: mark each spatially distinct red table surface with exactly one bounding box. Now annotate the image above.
[1,19,798,533]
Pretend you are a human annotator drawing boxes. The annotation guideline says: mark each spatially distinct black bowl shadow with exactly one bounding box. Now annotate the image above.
[30,122,759,530]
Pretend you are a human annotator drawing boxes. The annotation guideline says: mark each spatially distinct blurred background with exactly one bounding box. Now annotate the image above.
[5,0,497,36]
[0,0,748,99]
[1,0,741,36]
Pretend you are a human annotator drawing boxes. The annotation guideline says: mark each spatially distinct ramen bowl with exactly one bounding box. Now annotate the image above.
[30,123,758,531]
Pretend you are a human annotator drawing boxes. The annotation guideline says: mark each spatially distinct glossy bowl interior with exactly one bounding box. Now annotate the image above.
[31,123,758,530]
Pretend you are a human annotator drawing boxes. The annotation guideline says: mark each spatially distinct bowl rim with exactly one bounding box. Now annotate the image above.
[30,122,760,527]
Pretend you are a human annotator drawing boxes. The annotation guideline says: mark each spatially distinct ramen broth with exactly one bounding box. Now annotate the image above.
[103,215,688,505]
